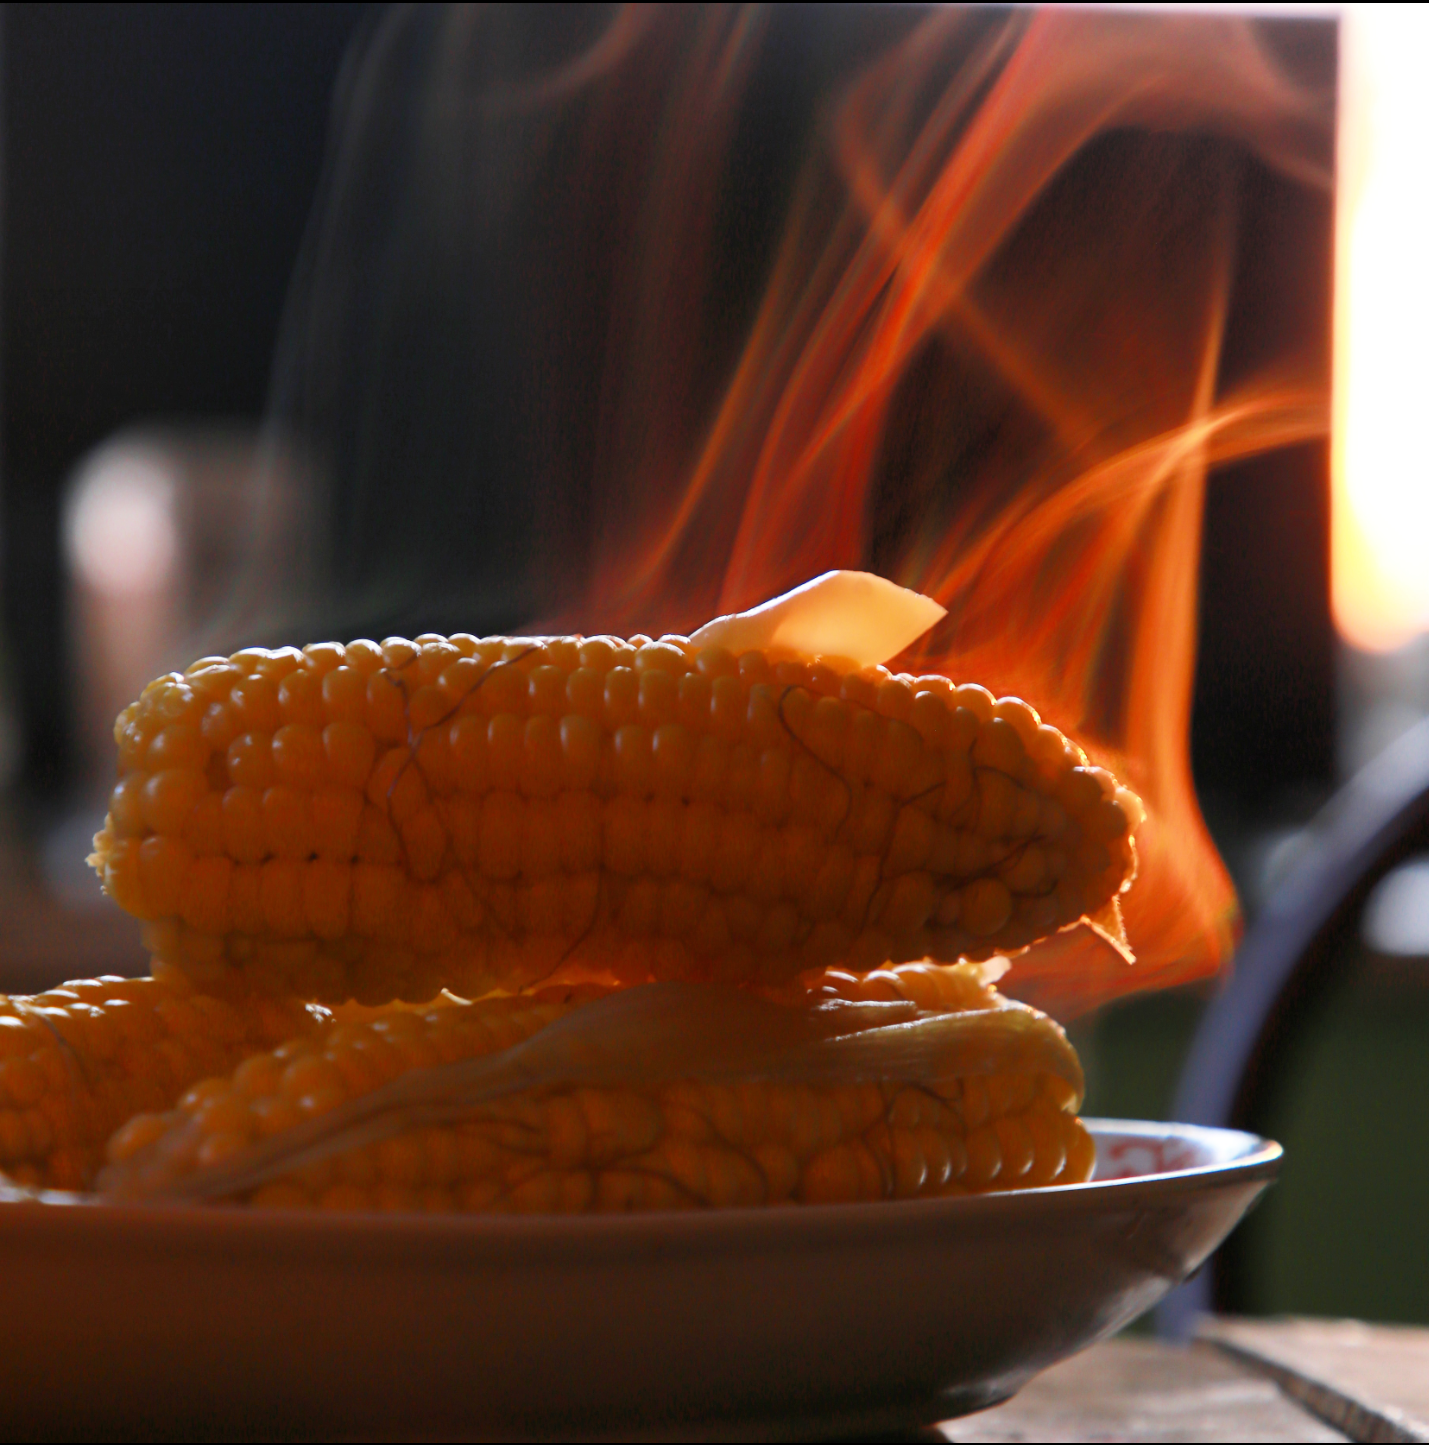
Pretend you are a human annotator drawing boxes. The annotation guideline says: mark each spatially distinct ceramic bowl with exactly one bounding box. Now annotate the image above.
[0,1119,1279,1439]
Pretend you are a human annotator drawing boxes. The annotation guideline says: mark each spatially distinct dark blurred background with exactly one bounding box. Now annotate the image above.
[0,3,1421,1325]
[2,1,371,798]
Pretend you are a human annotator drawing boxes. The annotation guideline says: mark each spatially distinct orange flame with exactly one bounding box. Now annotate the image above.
[550,7,1332,1017]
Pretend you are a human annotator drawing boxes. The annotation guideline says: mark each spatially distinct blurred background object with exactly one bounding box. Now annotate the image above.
[0,1,1421,1326]
[64,429,312,791]
[1214,0,1429,1324]
[1158,717,1429,1335]
[1098,2,1429,1330]
[46,425,313,915]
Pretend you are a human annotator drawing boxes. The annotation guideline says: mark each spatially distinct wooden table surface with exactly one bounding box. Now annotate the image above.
[935,1319,1429,1443]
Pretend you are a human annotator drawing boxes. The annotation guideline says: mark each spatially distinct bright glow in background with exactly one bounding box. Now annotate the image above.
[1333,3,1429,652]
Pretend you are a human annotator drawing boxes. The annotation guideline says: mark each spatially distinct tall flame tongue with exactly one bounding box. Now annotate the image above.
[563,8,1331,1018]
[281,7,1332,1018]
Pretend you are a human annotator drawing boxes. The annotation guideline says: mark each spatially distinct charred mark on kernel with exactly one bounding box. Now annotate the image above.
[380,643,541,820]
[451,1098,791,1213]
[14,997,98,1096]
[776,684,855,836]
[769,676,1030,946]
[518,866,612,976]
[370,643,543,938]
[432,648,574,954]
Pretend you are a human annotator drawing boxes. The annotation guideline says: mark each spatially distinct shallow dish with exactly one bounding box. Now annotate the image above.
[0,1119,1277,1439]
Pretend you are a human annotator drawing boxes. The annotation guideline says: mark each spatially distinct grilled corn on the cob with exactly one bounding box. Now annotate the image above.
[98,963,1091,1209]
[89,634,1139,1005]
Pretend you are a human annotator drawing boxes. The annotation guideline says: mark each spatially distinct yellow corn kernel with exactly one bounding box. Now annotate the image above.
[91,638,1139,1004]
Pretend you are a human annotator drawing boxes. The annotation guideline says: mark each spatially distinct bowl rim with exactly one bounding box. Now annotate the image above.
[0,1118,1282,1256]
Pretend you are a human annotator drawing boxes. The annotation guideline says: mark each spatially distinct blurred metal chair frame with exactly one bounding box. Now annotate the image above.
[1159,718,1429,1336]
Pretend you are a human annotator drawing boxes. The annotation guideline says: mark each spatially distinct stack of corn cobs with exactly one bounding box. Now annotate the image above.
[2,575,1140,1213]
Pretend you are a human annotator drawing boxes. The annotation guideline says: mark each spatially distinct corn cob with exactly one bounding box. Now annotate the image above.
[0,974,326,1190]
[89,632,1140,1005]
[98,963,1092,1210]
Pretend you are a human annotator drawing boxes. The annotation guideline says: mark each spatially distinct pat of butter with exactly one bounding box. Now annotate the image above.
[690,571,946,668]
